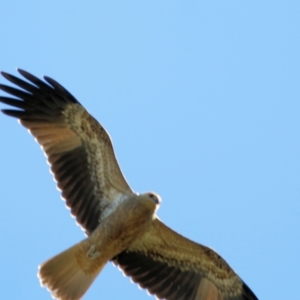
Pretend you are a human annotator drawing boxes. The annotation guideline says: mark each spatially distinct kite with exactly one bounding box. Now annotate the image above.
[0,70,258,300]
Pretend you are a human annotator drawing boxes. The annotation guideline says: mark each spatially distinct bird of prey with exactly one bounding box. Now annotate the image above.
[0,70,258,300]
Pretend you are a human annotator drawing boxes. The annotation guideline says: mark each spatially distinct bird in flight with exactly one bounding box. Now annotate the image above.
[0,70,258,300]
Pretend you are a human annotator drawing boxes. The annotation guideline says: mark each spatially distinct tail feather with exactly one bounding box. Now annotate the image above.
[38,241,105,300]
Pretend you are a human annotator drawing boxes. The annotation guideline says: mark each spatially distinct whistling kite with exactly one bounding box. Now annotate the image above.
[0,70,258,300]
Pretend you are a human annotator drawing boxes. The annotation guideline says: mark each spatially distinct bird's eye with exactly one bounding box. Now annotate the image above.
[149,193,155,199]
[149,193,160,204]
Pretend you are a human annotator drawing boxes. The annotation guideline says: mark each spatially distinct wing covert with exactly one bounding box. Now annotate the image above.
[114,219,258,300]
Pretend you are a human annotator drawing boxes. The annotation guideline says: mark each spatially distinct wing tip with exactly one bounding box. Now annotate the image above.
[0,71,13,81]
[1,68,26,80]
[16,68,27,77]
[0,70,7,77]
[242,281,258,300]
[1,109,24,118]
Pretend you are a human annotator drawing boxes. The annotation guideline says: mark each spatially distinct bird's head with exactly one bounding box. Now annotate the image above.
[138,192,161,213]
[148,192,162,205]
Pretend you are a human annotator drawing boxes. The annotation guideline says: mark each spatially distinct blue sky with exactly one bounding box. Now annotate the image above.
[0,2,299,299]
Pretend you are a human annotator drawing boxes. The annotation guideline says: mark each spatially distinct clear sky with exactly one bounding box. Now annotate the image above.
[0,2,299,299]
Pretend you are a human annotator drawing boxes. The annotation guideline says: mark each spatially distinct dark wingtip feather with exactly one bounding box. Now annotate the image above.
[0,69,77,119]
[17,69,53,90]
[16,68,25,73]
[0,72,17,87]
[0,83,32,99]
[43,75,79,104]
[242,282,258,300]
[1,69,81,106]
[0,97,26,109]
[1,109,26,118]
[1,71,12,80]
[17,68,37,78]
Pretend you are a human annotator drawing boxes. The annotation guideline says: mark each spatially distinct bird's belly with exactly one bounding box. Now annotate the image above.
[78,201,154,271]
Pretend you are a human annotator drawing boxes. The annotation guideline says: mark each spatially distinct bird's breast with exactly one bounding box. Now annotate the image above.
[83,197,155,263]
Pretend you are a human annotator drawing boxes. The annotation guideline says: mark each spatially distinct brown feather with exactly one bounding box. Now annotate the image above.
[114,219,258,300]
[0,69,133,235]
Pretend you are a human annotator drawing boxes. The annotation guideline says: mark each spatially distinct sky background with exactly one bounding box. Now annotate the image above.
[0,2,299,299]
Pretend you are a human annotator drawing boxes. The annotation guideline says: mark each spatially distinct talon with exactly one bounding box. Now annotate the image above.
[87,245,100,259]
[87,245,95,257]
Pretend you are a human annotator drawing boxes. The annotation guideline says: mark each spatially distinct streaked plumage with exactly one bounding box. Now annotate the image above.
[0,70,258,300]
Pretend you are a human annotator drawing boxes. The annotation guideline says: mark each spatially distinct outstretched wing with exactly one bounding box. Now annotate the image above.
[0,69,134,235]
[114,219,258,300]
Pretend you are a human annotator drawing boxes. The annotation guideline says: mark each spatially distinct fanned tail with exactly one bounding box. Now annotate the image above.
[38,240,106,300]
